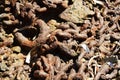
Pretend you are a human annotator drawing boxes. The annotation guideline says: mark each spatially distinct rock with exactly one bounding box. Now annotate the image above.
[11,46,21,53]
[59,0,94,23]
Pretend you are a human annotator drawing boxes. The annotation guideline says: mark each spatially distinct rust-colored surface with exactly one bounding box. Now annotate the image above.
[0,0,120,80]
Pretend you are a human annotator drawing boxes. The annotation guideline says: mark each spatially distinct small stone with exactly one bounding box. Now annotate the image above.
[119,70,120,75]
[11,46,21,53]
[0,62,8,71]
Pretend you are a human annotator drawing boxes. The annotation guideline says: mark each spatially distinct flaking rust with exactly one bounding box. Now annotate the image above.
[59,0,94,23]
